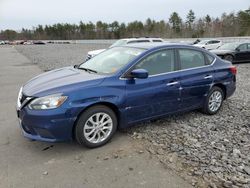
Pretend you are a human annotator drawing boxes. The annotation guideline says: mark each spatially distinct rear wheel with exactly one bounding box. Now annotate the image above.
[75,105,117,148]
[224,55,233,62]
[202,86,224,115]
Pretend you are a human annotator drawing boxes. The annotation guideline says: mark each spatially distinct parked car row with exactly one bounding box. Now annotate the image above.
[85,38,250,63]
[0,40,46,45]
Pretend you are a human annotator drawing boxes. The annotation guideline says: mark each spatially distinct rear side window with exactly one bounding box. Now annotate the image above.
[179,49,206,70]
[205,54,215,64]
[135,50,175,75]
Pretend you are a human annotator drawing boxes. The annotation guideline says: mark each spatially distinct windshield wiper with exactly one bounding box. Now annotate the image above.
[78,67,98,74]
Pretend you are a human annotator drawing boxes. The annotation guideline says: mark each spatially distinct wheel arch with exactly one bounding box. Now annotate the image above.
[212,83,227,100]
[71,102,121,140]
[224,53,235,59]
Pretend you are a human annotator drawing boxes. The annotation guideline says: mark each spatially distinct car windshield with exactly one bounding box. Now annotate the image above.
[218,43,240,50]
[79,47,144,74]
[110,39,128,48]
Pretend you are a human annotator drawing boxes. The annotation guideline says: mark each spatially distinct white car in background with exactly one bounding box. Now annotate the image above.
[0,41,5,45]
[85,38,164,61]
[194,39,222,50]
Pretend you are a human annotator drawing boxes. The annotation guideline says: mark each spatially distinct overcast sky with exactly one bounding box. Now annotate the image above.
[0,0,249,30]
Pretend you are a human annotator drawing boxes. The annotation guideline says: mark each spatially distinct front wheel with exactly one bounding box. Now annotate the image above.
[75,105,117,148]
[202,86,224,115]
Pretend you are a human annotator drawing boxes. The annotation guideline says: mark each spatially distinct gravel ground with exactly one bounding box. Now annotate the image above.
[15,44,109,71]
[15,44,250,188]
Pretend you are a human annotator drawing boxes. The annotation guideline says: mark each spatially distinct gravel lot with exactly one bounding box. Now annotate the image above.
[16,44,109,71]
[16,44,250,187]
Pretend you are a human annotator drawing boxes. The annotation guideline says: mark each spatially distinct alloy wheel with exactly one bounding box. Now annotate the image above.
[83,112,113,144]
[208,91,223,112]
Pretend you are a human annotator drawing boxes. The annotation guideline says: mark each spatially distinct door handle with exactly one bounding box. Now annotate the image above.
[204,75,213,79]
[166,81,179,86]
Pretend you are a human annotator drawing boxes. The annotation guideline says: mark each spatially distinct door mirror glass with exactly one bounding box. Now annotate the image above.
[130,69,148,79]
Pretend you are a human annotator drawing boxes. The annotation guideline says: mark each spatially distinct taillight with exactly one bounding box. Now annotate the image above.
[230,66,237,75]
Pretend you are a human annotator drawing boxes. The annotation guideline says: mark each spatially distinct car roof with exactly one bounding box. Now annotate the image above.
[123,42,192,50]
[122,38,163,41]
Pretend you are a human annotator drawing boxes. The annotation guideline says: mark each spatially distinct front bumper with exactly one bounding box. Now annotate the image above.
[17,107,76,142]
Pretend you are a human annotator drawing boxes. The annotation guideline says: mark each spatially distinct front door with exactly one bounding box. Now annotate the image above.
[124,49,181,123]
[235,43,250,62]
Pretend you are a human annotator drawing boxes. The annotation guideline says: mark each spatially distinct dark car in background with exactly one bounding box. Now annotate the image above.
[17,43,237,148]
[211,42,250,63]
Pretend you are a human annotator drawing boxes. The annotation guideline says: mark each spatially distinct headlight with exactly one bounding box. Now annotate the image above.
[28,94,67,110]
[17,87,23,108]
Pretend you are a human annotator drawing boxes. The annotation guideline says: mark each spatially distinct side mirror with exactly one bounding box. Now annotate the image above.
[236,48,240,52]
[130,69,148,79]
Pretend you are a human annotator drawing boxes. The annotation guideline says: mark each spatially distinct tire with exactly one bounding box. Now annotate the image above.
[75,105,117,148]
[224,55,233,63]
[202,86,224,115]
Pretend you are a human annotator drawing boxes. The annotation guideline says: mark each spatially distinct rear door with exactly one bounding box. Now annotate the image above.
[124,49,181,123]
[177,49,214,110]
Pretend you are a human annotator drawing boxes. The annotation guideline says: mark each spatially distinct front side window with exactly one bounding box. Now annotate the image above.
[247,43,250,50]
[79,47,145,74]
[211,40,220,44]
[238,44,247,51]
[179,49,206,70]
[134,50,175,75]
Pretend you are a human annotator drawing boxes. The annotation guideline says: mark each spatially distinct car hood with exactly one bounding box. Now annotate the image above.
[210,49,234,55]
[23,66,106,97]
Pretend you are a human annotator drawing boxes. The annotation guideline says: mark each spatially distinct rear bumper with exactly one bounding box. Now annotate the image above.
[225,78,236,99]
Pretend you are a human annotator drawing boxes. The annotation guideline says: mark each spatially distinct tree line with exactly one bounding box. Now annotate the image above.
[1,8,250,40]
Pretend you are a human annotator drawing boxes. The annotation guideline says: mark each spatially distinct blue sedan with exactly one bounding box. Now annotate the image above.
[17,43,236,148]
